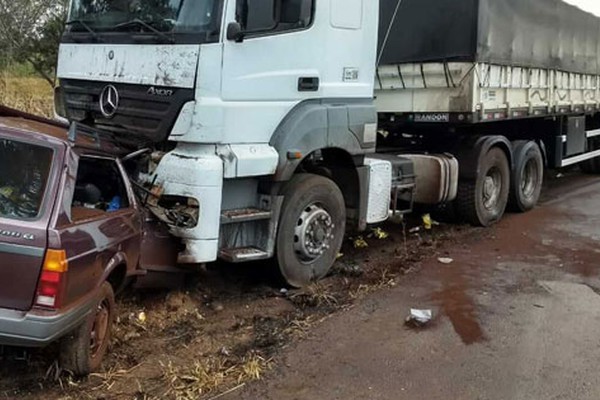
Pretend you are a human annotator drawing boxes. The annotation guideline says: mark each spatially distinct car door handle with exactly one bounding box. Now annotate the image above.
[298,77,320,92]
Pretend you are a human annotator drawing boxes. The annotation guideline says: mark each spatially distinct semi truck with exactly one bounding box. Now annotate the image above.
[54,0,600,287]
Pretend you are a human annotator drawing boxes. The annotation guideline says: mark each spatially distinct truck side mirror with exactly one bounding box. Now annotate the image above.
[227,21,245,42]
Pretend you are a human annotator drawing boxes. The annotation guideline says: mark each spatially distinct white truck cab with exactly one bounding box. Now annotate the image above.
[56,0,399,286]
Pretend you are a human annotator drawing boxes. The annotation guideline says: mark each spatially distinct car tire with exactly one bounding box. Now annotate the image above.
[508,141,544,212]
[456,147,511,227]
[276,174,346,288]
[60,282,115,376]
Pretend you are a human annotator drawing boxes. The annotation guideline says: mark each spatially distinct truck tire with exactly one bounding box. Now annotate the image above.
[60,282,115,375]
[456,147,510,227]
[276,174,346,288]
[509,141,544,212]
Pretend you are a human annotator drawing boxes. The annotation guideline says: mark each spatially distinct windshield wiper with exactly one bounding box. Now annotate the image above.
[65,19,102,42]
[112,19,175,44]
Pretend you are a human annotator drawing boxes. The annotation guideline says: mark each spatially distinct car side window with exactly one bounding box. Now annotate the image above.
[241,0,314,34]
[71,157,131,222]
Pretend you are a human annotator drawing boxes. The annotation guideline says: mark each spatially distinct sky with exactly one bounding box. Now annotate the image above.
[563,0,600,16]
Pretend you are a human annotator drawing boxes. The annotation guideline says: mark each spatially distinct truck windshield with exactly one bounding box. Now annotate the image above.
[66,0,218,39]
[0,139,53,221]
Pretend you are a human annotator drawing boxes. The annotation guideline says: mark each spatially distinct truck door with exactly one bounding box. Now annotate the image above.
[221,0,320,103]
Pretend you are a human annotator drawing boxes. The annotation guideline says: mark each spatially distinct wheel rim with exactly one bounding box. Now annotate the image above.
[90,300,110,359]
[482,167,502,211]
[521,158,539,199]
[293,203,335,263]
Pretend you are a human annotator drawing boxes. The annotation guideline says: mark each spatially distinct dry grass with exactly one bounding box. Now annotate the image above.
[0,72,54,117]
[161,353,271,400]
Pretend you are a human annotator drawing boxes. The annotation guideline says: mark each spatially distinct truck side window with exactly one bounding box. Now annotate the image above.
[241,0,314,34]
[71,157,131,221]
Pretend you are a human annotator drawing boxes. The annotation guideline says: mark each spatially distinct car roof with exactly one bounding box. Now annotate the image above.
[0,105,68,144]
[0,105,127,157]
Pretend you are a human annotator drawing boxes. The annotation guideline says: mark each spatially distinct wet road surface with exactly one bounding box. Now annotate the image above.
[227,174,600,400]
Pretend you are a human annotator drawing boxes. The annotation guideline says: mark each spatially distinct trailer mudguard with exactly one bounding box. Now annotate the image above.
[454,135,513,181]
[269,99,377,182]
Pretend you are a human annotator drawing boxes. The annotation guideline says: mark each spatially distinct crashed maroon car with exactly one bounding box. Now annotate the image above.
[0,106,178,375]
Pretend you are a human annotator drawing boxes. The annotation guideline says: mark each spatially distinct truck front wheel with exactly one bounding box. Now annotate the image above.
[457,147,510,227]
[509,141,544,212]
[276,174,346,288]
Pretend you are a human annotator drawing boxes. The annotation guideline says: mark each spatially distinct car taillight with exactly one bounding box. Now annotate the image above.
[35,250,68,309]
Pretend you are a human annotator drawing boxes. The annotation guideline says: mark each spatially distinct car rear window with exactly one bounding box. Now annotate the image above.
[0,138,54,220]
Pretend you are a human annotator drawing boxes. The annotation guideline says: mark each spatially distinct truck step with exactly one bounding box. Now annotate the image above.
[219,247,270,263]
[221,208,272,224]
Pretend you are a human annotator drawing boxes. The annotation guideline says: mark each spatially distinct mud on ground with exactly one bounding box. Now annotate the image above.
[0,216,481,400]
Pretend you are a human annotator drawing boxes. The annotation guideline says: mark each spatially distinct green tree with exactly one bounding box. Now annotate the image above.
[0,0,69,86]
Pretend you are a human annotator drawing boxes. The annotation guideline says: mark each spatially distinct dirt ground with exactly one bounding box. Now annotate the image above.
[0,205,473,400]
[226,171,600,400]
[0,170,595,400]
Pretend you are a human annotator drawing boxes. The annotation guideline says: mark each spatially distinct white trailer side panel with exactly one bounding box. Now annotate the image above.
[375,62,600,121]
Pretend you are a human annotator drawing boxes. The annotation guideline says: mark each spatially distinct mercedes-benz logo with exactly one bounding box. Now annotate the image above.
[99,85,119,118]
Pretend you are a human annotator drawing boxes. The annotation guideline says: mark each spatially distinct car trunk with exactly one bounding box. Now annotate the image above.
[0,135,58,311]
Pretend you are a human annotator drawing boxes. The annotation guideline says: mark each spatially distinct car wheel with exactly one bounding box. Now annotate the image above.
[60,282,115,376]
[276,174,346,288]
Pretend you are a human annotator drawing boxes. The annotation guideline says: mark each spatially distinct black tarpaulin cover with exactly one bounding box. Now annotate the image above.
[378,0,600,75]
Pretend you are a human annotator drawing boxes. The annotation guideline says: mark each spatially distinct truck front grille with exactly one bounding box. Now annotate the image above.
[60,79,194,145]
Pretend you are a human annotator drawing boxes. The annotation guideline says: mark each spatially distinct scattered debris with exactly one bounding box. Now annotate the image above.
[137,312,147,324]
[437,257,454,265]
[409,226,421,234]
[405,309,433,327]
[210,302,225,313]
[371,227,390,240]
[336,262,364,278]
[353,236,369,249]
[422,214,440,230]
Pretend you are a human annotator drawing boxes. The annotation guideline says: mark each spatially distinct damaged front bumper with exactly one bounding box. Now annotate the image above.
[148,144,223,264]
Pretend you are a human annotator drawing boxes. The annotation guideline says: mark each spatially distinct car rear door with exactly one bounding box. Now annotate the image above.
[0,134,62,311]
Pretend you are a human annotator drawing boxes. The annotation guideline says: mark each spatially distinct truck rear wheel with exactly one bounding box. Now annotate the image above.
[509,141,544,212]
[456,147,510,227]
[276,174,346,288]
[60,282,115,375]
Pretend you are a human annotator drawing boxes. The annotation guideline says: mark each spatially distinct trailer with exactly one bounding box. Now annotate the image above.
[54,0,600,287]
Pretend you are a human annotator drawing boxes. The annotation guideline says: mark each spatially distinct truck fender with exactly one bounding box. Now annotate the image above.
[454,135,513,181]
[269,99,377,182]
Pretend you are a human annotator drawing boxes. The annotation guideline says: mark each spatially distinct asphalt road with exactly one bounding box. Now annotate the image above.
[228,173,600,400]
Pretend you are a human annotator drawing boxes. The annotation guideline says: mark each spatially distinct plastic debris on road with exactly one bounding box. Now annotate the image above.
[405,309,433,327]
[437,257,454,265]
[353,236,369,249]
[371,227,390,240]
[137,312,147,324]
[422,214,440,230]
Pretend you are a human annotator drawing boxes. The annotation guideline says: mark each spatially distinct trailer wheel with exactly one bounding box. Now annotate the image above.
[60,282,115,376]
[457,147,510,227]
[276,174,346,288]
[509,141,544,212]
